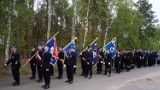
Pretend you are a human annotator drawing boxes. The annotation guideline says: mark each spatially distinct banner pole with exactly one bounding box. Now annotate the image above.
[22,31,59,67]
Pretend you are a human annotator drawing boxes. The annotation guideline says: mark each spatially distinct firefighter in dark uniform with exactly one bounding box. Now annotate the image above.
[137,50,143,68]
[120,50,125,71]
[97,48,104,74]
[64,47,76,84]
[143,50,149,67]
[85,46,93,79]
[125,50,132,71]
[5,45,21,86]
[115,50,121,73]
[41,44,52,89]
[29,46,37,80]
[148,50,152,67]
[104,49,112,77]
[49,64,54,76]
[36,44,43,83]
[79,48,87,76]
[57,46,65,79]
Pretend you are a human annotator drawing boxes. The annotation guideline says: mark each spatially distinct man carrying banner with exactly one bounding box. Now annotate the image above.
[57,46,65,79]
[64,46,76,84]
[97,48,104,74]
[42,44,52,89]
[103,38,116,77]
[29,46,37,80]
[36,44,43,83]
[79,48,87,76]
[104,49,112,77]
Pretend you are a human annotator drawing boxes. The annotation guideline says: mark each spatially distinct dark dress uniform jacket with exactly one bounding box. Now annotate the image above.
[104,53,112,63]
[30,51,37,64]
[7,51,20,69]
[42,51,52,70]
[86,50,93,63]
[65,51,76,67]
[58,51,65,64]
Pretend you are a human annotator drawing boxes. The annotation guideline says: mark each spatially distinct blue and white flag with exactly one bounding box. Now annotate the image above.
[104,40,116,57]
[63,42,77,54]
[47,38,58,65]
[91,43,99,65]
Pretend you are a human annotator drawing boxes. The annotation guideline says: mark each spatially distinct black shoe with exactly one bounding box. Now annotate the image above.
[80,74,84,76]
[29,76,35,80]
[42,85,47,88]
[13,82,20,86]
[36,80,42,83]
[103,73,107,75]
[38,80,43,83]
[88,76,92,79]
[65,80,70,83]
[69,81,73,84]
[108,74,111,77]
[43,85,50,89]
[57,76,62,79]
[84,76,88,78]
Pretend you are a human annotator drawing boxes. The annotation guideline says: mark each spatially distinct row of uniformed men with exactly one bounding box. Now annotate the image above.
[5,44,160,89]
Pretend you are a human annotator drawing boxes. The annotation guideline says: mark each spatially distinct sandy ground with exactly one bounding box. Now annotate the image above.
[0,66,160,90]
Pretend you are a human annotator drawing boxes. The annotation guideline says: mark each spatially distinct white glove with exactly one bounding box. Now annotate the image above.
[64,64,66,68]
[103,62,105,64]
[108,62,111,65]
[74,65,76,68]
[4,64,7,66]
[101,61,103,63]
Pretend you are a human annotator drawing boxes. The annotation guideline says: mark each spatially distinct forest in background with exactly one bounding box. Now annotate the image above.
[0,0,160,62]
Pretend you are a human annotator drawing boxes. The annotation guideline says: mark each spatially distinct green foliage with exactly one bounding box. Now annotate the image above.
[0,0,159,60]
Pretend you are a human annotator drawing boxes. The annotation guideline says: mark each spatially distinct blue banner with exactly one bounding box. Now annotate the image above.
[63,42,77,54]
[91,43,99,65]
[105,40,116,57]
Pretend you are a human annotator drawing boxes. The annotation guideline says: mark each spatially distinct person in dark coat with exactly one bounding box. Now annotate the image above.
[137,50,143,68]
[36,44,44,83]
[5,45,21,86]
[41,44,52,89]
[104,49,112,77]
[115,50,121,73]
[125,50,132,71]
[29,46,37,80]
[97,48,104,74]
[120,50,125,71]
[64,47,76,84]
[85,46,94,79]
[57,46,65,79]
[79,48,87,76]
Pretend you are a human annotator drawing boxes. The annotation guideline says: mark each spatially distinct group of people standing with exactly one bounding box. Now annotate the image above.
[4,44,160,89]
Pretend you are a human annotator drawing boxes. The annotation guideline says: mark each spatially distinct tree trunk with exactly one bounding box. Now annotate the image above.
[103,27,108,47]
[46,0,52,40]
[71,0,77,40]
[82,0,90,48]
[5,0,13,63]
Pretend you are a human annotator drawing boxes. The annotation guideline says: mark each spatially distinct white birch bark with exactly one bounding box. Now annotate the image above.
[47,0,52,40]
[5,7,12,63]
[71,0,77,40]
[103,27,108,47]
[82,0,90,48]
